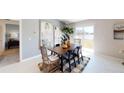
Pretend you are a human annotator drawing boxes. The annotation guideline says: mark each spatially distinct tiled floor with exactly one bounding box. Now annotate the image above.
[0,48,19,68]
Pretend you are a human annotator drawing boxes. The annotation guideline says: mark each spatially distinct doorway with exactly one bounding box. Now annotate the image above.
[0,20,20,68]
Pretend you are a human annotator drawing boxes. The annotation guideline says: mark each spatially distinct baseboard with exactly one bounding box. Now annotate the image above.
[21,54,41,62]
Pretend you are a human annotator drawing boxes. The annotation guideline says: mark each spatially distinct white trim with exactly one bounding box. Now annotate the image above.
[19,20,22,62]
[21,54,41,62]
[3,24,6,51]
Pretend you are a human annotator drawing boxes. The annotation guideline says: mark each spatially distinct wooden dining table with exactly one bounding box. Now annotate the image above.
[47,44,81,72]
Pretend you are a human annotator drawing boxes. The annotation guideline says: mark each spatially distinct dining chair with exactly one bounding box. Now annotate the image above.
[51,44,60,55]
[73,46,83,64]
[73,46,91,65]
[63,50,76,72]
[38,46,60,73]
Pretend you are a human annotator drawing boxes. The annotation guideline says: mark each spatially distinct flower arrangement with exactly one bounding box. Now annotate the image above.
[61,26,74,48]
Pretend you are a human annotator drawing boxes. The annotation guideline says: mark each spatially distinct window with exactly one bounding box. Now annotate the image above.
[40,21,54,48]
[83,26,94,40]
[75,26,94,51]
[75,27,83,36]
[54,27,62,45]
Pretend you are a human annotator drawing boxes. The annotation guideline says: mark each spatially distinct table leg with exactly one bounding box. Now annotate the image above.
[60,56,63,72]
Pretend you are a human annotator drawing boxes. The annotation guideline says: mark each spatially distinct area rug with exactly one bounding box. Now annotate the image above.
[55,57,90,73]
[0,56,4,62]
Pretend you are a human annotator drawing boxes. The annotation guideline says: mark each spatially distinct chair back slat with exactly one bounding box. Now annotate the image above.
[40,46,49,63]
[74,46,82,55]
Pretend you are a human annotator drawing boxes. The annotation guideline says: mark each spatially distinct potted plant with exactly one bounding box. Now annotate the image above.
[61,26,74,47]
[62,26,74,34]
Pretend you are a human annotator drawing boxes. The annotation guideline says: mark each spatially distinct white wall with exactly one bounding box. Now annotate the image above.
[20,19,64,61]
[0,23,6,52]
[0,25,3,52]
[70,19,124,58]
[21,19,40,60]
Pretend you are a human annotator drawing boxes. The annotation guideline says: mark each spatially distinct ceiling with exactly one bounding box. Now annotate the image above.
[0,19,86,24]
[59,19,87,24]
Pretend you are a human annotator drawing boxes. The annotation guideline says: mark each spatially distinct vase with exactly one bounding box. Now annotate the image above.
[62,41,68,49]
[67,40,70,47]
